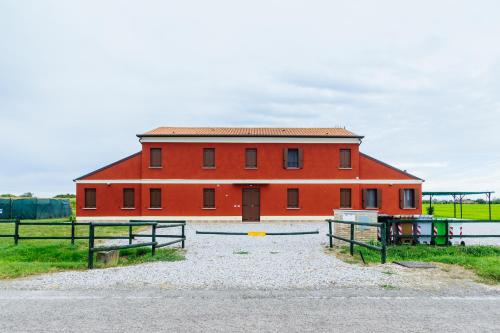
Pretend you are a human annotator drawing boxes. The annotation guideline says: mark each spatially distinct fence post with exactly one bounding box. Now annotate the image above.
[128,225,133,245]
[349,224,354,256]
[88,224,95,269]
[71,218,75,245]
[445,220,449,246]
[14,219,20,245]
[380,223,387,264]
[328,220,333,248]
[152,224,157,256]
[181,224,185,249]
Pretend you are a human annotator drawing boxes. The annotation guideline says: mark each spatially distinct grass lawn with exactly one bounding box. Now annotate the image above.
[422,203,500,220]
[337,245,500,284]
[0,218,184,279]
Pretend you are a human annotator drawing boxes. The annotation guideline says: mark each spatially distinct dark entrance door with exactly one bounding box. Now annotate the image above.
[242,188,260,222]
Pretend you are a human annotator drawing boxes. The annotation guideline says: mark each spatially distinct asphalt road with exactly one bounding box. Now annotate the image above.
[1,288,499,332]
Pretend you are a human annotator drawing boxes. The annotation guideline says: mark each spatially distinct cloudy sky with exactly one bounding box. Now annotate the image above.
[1,0,499,198]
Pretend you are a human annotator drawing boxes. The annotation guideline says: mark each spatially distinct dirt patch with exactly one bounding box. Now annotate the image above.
[325,246,497,291]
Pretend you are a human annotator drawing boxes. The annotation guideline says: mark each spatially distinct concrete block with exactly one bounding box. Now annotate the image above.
[96,250,119,266]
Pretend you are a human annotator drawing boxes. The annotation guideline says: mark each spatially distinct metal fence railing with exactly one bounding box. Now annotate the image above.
[0,219,186,269]
[326,219,387,264]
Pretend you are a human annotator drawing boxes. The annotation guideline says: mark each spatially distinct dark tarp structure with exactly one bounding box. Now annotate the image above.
[0,198,71,220]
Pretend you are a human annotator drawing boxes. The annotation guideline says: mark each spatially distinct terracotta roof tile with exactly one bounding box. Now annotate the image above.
[139,127,362,138]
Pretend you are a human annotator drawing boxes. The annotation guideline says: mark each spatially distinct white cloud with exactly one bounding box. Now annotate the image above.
[0,0,499,197]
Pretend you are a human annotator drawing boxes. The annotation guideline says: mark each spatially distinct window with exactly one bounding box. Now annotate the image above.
[339,149,351,168]
[287,188,299,208]
[203,188,215,208]
[149,188,162,208]
[340,188,351,208]
[363,189,380,209]
[203,148,215,168]
[84,188,96,208]
[245,148,257,168]
[123,188,135,208]
[150,148,162,168]
[400,189,417,209]
[283,148,303,169]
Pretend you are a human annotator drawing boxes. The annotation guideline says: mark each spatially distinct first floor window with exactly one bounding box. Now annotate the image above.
[203,188,215,208]
[203,148,215,168]
[245,148,257,168]
[363,189,380,208]
[84,188,96,208]
[339,149,351,168]
[400,189,417,209]
[287,188,299,208]
[284,148,303,169]
[340,188,351,208]
[123,188,135,208]
[150,188,162,208]
[150,148,162,167]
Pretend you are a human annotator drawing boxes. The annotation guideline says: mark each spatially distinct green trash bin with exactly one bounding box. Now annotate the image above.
[433,220,448,245]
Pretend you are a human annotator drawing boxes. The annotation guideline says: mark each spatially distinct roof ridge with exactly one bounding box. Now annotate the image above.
[138,127,363,138]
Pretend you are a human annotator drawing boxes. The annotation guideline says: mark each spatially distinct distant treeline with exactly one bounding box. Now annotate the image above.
[423,198,500,204]
[0,193,76,199]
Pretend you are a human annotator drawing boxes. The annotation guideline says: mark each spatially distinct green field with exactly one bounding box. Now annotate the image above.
[337,245,500,283]
[422,203,500,220]
[0,218,184,279]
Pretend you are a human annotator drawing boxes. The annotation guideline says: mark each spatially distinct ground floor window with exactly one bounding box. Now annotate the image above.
[340,188,351,208]
[84,188,96,208]
[203,188,215,208]
[363,189,380,208]
[401,188,416,208]
[287,188,299,208]
[150,188,162,208]
[123,188,135,208]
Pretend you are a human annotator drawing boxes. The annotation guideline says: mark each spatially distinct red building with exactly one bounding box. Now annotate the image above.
[75,127,423,222]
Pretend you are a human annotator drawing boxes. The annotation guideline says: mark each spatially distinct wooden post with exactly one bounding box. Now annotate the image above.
[14,219,20,245]
[349,224,354,256]
[88,224,95,269]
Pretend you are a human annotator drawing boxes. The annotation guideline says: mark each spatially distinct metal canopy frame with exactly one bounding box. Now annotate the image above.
[422,191,495,220]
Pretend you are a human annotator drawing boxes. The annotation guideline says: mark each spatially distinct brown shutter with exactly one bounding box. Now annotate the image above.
[340,149,351,168]
[123,188,135,208]
[298,149,304,169]
[413,189,419,208]
[150,148,162,167]
[340,188,351,208]
[245,148,257,168]
[203,148,215,168]
[283,148,289,169]
[150,188,161,208]
[85,188,96,208]
[287,189,299,208]
[377,189,382,208]
[203,188,215,208]
[399,189,405,209]
[362,189,367,209]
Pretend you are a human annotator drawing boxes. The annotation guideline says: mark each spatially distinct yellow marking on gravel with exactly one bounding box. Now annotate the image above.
[247,231,266,237]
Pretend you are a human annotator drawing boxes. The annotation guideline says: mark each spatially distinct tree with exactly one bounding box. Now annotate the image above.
[20,192,34,198]
[53,194,76,198]
[0,194,16,198]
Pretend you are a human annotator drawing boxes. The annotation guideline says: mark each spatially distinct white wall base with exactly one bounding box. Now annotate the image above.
[76,215,332,222]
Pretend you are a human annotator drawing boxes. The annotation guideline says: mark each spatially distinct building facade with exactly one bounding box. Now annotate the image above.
[75,127,423,222]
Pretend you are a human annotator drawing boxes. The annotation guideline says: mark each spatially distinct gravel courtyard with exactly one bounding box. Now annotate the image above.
[0,222,496,292]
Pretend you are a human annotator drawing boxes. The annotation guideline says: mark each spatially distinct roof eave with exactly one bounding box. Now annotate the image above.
[360,152,424,181]
[136,134,365,139]
[73,152,141,182]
